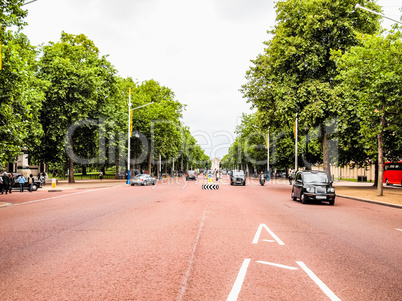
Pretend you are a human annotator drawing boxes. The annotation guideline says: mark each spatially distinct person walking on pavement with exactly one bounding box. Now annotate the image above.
[99,171,103,180]
[288,169,293,185]
[1,173,10,194]
[18,174,26,193]
[0,172,4,194]
[8,173,14,194]
[28,174,34,192]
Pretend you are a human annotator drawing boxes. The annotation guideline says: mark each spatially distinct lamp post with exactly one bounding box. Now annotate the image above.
[267,129,270,181]
[126,90,154,184]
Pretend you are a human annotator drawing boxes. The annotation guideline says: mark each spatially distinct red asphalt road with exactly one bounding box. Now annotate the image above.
[0,176,401,300]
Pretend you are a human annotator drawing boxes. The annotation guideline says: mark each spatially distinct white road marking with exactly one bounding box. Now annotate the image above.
[227,259,251,301]
[178,208,207,301]
[13,187,117,206]
[252,224,285,245]
[262,239,275,242]
[256,261,298,270]
[296,261,341,301]
[396,228,402,232]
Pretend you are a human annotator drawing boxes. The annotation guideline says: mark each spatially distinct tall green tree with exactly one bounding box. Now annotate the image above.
[334,29,402,195]
[0,0,44,167]
[37,32,117,182]
[242,0,381,178]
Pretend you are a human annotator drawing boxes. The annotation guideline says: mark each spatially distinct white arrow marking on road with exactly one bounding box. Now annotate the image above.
[252,224,285,245]
[256,261,298,270]
[262,239,275,243]
[296,261,341,301]
[227,259,250,301]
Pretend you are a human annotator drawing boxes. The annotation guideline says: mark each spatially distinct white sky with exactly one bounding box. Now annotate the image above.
[22,0,401,158]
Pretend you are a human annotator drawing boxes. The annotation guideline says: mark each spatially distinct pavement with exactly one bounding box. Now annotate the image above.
[1,178,401,209]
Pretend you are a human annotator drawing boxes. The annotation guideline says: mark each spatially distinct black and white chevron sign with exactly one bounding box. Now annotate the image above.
[202,184,219,190]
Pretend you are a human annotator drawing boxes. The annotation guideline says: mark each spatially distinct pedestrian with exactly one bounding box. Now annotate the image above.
[0,172,4,194]
[288,170,293,185]
[99,171,103,180]
[9,173,14,194]
[18,174,26,193]
[28,174,34,192]
[1,173,10,194]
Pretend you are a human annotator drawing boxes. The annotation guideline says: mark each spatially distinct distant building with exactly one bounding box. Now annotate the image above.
[211,157,221,170]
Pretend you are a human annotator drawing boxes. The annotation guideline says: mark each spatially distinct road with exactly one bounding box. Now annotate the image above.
[0,176,401,300]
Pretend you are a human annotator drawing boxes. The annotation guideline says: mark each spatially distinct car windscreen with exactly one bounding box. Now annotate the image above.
[303,173,329,184]
[233,171,244,177]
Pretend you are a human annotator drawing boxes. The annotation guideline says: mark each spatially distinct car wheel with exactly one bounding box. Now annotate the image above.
[243,181,246,186]
[329,199,335,206]
[301,193,308,204]
[385,178,391,186]
[152,180,156,185]
[291,190,297,201]
[131,183,134,186]
[32,185,38,191]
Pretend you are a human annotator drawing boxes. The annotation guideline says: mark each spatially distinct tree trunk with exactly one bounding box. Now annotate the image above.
[69,158,75,183]
[148,149,152,176]
[115,148,120,179]
[377,111,386,196]
[373,160,378,187]
[321,124,331,180]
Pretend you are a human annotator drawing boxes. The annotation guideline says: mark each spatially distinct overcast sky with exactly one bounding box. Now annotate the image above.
[22,0,401,159]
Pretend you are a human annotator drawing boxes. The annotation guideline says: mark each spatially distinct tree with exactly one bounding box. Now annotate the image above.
[130,79,184,175]
[0,0,45,167]
[334,29,402,196]
[241,0,381,178]
[37,32,117,182]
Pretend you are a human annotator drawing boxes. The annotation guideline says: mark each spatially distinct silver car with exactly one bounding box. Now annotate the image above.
[130,174,156,186]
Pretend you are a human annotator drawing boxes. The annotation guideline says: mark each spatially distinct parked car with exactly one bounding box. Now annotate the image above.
[186,170,197,181]
[230,170,246,186]
[130,174,156,186]
[291,170,336,205]
[11,173,42,191]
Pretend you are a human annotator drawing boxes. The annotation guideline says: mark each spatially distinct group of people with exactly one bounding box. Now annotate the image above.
[1,172,38,194]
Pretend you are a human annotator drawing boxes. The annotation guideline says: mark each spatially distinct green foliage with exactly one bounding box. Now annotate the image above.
[36,32,118,180]
[334,29,402,160]
[241,0,381,171]
[0,0,45,167]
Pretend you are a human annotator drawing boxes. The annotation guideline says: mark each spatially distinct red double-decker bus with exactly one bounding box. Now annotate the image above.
[383,161,402,186]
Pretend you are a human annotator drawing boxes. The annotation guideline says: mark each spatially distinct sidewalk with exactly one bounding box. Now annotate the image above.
[333,181,402,208]
[42,179,127,191]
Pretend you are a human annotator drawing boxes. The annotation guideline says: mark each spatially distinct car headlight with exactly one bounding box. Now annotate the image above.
[328,187,335,193]
[306,187,315,193]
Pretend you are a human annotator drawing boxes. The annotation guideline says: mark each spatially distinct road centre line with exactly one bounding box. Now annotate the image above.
[296,261,341,301]
[13,187,117,206]
[227,259,251,301]
[178,208,207,301]
[252,224,285,245]
[256,261,298,270]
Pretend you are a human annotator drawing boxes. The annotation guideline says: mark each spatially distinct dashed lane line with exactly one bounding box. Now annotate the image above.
[178,207,207,301]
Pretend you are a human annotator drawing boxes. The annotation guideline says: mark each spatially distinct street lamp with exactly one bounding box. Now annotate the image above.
[355,4,402,25]
[126,90,154,184]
